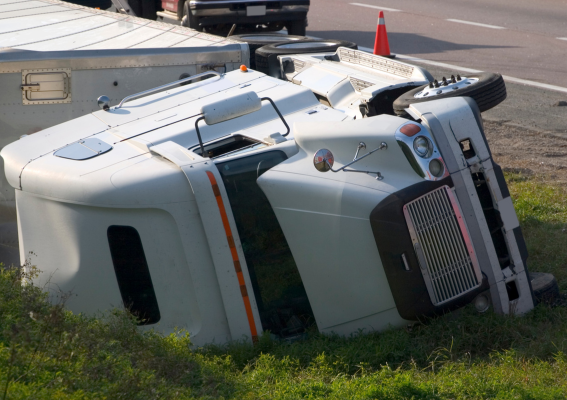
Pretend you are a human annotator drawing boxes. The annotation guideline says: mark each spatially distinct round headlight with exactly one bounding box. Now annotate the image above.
[413,136,432,158]
[429,159,444,177]
[474,294,490,313]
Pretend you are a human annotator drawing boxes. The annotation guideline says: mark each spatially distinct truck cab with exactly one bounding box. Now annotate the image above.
[1,67,535,346]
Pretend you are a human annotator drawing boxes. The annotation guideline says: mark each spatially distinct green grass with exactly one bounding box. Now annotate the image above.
[507,173,567,289]
[1,172,567,399]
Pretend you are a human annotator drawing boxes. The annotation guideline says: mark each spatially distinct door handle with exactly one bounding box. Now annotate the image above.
[21,83,40,92]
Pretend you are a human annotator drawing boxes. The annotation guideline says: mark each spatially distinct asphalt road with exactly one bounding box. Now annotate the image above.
[307,0,567,88]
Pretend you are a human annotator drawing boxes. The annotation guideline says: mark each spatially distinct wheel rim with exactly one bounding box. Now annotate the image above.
[276,42,337,49]
[414,77,479,99]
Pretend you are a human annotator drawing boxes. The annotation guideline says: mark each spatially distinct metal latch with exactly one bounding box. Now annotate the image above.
[21,83,40,92]
[200,63,226,73]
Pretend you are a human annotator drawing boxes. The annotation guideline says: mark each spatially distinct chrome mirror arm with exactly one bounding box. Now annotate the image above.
[324,142,387,180]
[353,142,366,160]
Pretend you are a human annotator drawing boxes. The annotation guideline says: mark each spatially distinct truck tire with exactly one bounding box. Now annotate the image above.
[229,34,309,69]
[392,72,507,116]
[181,0,202,31]
[286,18,307,36]
[255,39,357,78]
[530,272,560,305]
[127,0,157,20]
[176,0,184,20]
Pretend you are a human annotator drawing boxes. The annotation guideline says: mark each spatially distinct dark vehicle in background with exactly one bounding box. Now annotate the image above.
[63,0,113,9]
[63,0,309,35]
[158,0,309,34]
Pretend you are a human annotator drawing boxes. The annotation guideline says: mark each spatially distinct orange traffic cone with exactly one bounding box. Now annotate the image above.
[373,11,394,58]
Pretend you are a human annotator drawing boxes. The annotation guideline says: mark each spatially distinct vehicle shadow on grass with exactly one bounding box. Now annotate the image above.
[307,30,517,55]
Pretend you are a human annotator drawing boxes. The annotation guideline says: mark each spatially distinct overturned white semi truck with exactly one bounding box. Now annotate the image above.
[2,63,536,346]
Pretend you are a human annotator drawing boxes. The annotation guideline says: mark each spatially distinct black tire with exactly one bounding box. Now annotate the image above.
[392,72,507,116]
[63,0,112,9]
[286,18,307,36]
[176,0,184,20]
[181,0,202,31]
[127,0,157,20]
[530,272,560,305]
[255,39,358,78]
[229,34,309,69]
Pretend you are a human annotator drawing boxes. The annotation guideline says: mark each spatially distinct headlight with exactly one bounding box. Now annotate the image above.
[413,136,432,158]
[429,159,444,177]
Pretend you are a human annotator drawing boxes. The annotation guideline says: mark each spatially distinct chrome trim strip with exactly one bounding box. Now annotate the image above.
[115,70,221,109]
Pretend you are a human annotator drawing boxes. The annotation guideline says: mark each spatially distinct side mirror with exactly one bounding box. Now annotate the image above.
[313,149,334,172]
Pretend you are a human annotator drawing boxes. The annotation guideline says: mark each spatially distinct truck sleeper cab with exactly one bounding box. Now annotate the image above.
[1,69,533,346]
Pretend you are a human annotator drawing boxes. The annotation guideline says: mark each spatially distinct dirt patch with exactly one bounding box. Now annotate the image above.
[484,120,567,184]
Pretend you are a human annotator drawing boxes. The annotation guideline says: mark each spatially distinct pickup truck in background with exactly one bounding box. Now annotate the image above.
[62,0,309,34]
[157,0,309,35]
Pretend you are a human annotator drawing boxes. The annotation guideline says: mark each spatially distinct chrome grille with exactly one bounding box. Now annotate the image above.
[292,59,305,71]
[403,186,482,305]
[350,77,375,92]
[338,48,414,78]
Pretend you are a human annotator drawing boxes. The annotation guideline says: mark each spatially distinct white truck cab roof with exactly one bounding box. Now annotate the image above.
[3,69,348,204]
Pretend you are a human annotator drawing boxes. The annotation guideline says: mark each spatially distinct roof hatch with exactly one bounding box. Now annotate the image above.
[54,138,113,161]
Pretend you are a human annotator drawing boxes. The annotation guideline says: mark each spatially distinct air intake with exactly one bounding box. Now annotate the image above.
[403,186,482,305]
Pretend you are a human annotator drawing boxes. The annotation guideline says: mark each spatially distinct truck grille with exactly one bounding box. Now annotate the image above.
[350,77,374,92]
[403,186,482,305]
[338,48,414,78]
[291,59,306,73]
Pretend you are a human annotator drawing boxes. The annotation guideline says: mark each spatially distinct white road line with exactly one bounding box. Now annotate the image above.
[500,75,567,94]
[358,46,567,94]
[557,37,567,41]
[350,3,401,12]
[446,19,506,30]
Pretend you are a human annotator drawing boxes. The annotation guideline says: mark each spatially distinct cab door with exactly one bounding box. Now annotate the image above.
[215,150,317,340]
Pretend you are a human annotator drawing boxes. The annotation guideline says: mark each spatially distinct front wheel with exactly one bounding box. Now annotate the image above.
[255,39,357,77]
[530,272,560,305]
[393,72,507,115]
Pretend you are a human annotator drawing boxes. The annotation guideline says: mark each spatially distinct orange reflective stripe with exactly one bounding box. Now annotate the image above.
[205,171,258,342]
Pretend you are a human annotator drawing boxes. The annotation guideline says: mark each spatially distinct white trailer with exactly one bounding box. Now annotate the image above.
[1,67,535,345]
[0,0,250,264]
